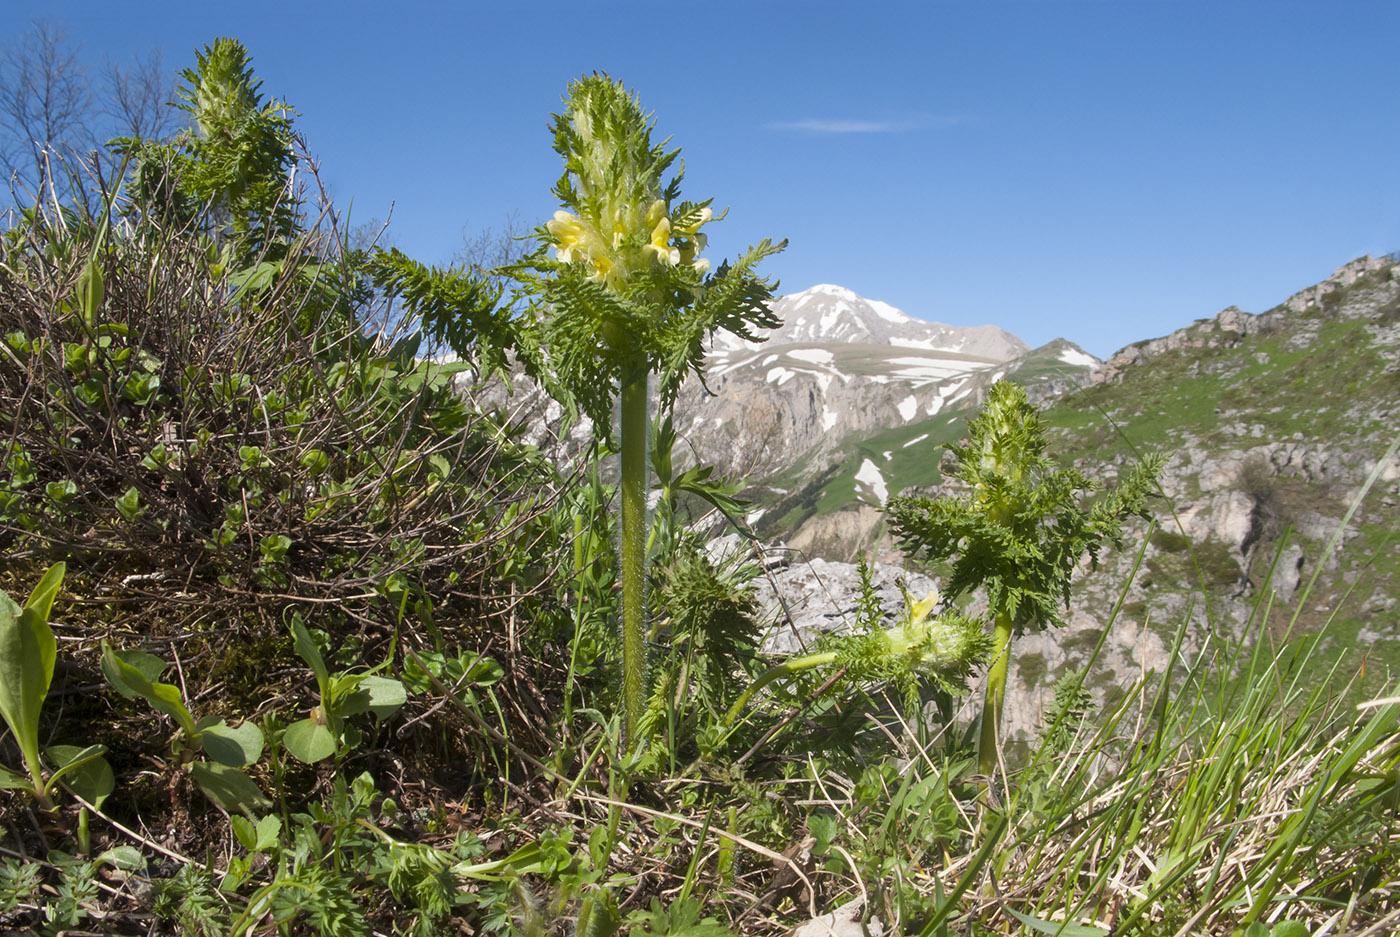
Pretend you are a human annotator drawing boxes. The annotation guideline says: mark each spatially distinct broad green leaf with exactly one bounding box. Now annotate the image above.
[283,717,335,763]
[196,717,264,767]
[361,675,407,719]
[1005,909,1108,937]
[1269,923,1309,937]
[100,642,197,738]
[45,744,114,807]
[254,813,281,850]
[190,762,270,815]
[231,815,258,851]
[107,647,168,685]
[0,563,64,790]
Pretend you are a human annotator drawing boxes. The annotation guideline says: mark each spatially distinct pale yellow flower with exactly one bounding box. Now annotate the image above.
[643,216,679,265]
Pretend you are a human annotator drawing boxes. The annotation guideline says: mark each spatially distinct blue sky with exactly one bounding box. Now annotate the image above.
[4,1,1397,358]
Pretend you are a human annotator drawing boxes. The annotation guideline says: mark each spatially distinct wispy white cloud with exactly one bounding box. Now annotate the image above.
[768,114,965,134]
[770,118,906,134]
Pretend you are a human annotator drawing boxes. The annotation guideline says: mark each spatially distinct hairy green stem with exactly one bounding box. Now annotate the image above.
[618,363,650,747]
[723,651,838,727]
[978,610,1015,777]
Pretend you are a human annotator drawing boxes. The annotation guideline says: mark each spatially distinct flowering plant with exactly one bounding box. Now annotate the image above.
[523,75,785,746]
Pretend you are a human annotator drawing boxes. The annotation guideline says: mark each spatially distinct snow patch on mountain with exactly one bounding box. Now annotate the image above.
[855,458,888,504]
[1059,347,1099,368]
[788,348,835,365]
[868,299,909,324]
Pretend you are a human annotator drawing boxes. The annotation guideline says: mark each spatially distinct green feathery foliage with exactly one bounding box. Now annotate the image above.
[366,248,515,378]
[173,38,297,257]
[889,381,1162,633]
[887,380,1162,775]
[723,589,990,732]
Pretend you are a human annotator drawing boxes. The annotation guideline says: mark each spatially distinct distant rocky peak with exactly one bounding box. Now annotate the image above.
[711,283,1030,361]
[1282,255,1396,314]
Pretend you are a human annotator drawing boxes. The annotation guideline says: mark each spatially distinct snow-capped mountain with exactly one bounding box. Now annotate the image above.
[710,283,1029,359]
[674,285,1099,511]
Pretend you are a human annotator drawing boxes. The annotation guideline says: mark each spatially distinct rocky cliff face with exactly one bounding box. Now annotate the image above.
[1008,255,1400,742]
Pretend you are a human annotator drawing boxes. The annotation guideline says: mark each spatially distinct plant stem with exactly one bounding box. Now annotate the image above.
[724,651,838,727]
[978,610,1015,777]
[618,362,650,748]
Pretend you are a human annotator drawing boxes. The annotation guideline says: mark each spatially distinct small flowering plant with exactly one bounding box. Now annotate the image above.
[887,380,1163,777]
[517,74,785,747]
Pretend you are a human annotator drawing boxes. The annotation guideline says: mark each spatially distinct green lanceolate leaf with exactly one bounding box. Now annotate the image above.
[77,254,105,331]
[100,642,199,739]
[45,744,114,807]
[290,617,330,695]
[0,562,65,797]
[1005,908,1108,937]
